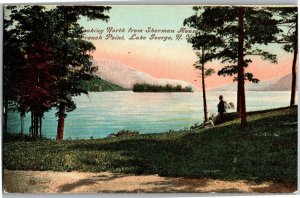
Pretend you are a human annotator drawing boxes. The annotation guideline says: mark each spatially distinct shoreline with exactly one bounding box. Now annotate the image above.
[5,105,296,140]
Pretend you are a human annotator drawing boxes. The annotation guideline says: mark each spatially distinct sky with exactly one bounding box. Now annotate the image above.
[79,5,294,89]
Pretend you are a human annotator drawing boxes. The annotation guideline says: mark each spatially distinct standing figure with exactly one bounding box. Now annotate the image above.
[218,95,225,120]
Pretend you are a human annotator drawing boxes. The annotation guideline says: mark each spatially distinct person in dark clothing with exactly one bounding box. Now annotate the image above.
[218,95,225,119]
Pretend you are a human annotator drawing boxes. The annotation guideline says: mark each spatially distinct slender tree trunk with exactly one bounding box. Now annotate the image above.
[56,102,66,141]
[201,47,208,122]
[56,17,68,141]
[20,113,24,135]
[3,96,8,134]
[290,22,298,107]
[31,111,33,137]
[36,115,39,138]
[34,114,36,138]
[34,113,38,138]
[238,7,247,127]
[237,83,241,112]
[39,116,42,138]
[32,111,35,138]
[290,49,297,107]
[31,114,42,139]
[32,112,35,138]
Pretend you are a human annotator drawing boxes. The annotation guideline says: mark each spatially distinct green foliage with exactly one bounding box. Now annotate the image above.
[184,11,220,78]
[133,83,193,92]
[193,60,215,78]
[186,6,281,83]
[204,68,215,77]
[271,7,297,52]
[80,77,126,92]
[4,6,60,137]
[271,7,297,107]
[4,5,111,139]
[3,19,25,103]
[108,130,140,138]
[3,106,297,183]
[6,5,111,109]
[46,6,111,112]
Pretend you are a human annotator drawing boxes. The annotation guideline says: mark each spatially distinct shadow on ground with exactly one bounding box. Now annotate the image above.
[57,173,126,193]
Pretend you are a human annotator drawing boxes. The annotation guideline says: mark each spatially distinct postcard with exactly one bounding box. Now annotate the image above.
[2,4,298,193]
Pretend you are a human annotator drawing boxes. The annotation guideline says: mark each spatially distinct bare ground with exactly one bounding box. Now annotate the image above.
[3,169,297,193]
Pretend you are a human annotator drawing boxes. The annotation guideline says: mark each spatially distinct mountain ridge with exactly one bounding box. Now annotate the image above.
[92,58,196,90]
[211,73,293,91]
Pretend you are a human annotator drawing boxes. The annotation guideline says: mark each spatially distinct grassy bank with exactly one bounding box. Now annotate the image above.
[3,106,297,183]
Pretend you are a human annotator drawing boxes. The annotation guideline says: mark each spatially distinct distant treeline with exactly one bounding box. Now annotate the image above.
[133,83,193,92]
[80,77,126,92]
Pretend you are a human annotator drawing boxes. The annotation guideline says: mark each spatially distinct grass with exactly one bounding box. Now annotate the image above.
[3,106,297,184]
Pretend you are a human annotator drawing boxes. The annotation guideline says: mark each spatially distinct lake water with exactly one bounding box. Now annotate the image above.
[7,91,295,139]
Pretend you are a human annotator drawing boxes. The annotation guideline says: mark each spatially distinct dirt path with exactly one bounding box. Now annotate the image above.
[3,169,297,193]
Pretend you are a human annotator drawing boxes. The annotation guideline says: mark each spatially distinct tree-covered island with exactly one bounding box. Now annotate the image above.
[133,83,193,92]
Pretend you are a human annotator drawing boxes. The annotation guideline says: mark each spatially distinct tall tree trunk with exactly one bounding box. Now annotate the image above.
[237,83,241,112]
[238,7,247,127]
[56,17,69,141]
[290,22,298,107]
[31,111,33,137]
[3,96,8,134]
[39,116,42,138]
[32,111,35,138]
[34,113,38,138]
[20,113,24,135]
[201,47,208,122]
[56,102,66,141]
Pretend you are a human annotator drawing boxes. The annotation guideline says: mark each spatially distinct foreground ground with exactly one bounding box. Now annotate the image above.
[3,106,297,193]
[4,169,297,193]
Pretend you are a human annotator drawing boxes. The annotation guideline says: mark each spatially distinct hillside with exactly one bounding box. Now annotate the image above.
[80,77,126,92]
[212,74,292,91]
[92,59,195,90]
[263,73,293,91]
[4,106,297,184]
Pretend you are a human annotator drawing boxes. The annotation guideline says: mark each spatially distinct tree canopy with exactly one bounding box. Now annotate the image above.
[4,5,111,139]
[184,6,281,126]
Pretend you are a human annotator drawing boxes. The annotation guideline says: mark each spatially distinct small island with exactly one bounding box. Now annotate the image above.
[133,83,193,92]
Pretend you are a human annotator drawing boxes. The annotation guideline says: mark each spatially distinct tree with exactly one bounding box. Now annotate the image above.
[3,17,25,134]
[184,10,221,122]
[48,6,111,140]
[237,7,247,126]
[194,6,280,126]
[5,6,56,138]
[4,6,110,139]
[193,51,215,122]
[19,41,55,138]
[274,7,297,107]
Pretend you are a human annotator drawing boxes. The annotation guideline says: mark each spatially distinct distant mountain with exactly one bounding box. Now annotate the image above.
[263,74,293,91]
[92,59,195,90]
[212,74,293,91]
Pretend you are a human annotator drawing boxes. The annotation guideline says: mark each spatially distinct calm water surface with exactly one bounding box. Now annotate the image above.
[7,91,295,139]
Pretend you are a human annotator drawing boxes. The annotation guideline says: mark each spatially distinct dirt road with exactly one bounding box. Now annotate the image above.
[3,169,297,193]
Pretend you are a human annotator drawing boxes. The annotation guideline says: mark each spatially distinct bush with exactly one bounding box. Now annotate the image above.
[107,129,139,138]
